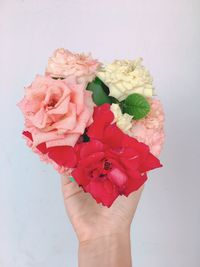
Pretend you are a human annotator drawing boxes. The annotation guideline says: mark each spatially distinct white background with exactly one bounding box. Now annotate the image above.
[0,0,200,266]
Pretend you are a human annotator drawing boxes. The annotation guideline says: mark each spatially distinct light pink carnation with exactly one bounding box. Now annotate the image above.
[130,98,165,157]
[18,75,94,148]
[45,48,100,84]
[23,134,67,173]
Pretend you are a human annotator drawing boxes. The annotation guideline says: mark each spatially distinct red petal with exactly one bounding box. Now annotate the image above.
[123,172,148,196]
[120,156,141,171]
[140,153,162,172]
[47,146,77,168]
[72,167,90,186]
[37,143,48,154]
[78,140,104,159]
[122,134,149,157]
[84,179,119,207]
[79,152,105,168]
[107,167,128,188]
[102,124,124,148]
[23,131,33,141]
[87,104,114,140]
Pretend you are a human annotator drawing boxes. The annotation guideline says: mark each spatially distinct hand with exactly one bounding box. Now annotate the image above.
[61,173,143,242]
[61,173,144,267]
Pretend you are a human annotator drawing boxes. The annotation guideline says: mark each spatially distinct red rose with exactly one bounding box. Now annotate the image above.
[72,104,162,207]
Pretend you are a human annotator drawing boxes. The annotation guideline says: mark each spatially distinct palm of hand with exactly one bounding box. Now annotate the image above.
[61,174,143,242]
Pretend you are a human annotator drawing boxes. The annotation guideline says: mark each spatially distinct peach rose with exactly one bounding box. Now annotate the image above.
[45,48,100,84]
[18,75,94,148]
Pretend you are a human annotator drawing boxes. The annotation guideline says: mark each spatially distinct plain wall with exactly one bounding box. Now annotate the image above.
[0,0,199,266]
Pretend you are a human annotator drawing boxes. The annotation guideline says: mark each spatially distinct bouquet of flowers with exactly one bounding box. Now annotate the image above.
[18,48,165,207]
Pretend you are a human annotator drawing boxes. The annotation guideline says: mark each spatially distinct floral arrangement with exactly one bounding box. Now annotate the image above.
[18,48,165,207]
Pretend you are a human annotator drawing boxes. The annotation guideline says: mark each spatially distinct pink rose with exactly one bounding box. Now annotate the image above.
[130,99,165,157]
[18,75,94,148]
[45,48,100,84]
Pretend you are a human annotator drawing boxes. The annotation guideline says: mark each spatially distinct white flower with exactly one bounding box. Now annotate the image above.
[110,104,133,132]
[97,58,155,101]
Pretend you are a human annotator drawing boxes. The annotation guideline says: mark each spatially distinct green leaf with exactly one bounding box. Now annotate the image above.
[98,78,110,95]
[69,176,75,182]
[109,96,120,104]
[82,131,90,142]
[121,93,150,120]
[93,76,103,86]
[87,77,111,105]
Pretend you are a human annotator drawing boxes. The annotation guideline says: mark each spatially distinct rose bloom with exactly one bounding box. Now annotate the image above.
[72,104,162,207]
[18,75,94,148]
[45,48,100,84]
[97,58,154,101]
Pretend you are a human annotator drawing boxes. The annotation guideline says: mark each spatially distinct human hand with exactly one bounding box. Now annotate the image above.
[61,173,144,267]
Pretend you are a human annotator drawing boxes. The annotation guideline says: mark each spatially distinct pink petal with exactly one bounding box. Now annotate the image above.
[108,167,128,188]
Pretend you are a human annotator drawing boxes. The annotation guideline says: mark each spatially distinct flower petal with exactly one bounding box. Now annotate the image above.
[123,172,148,196]
[139,153,162,172]
[47,146,77,168]
[84,179,119,207]
[79,140,104,159]
[107,167,127,188]
[87,104,114,140]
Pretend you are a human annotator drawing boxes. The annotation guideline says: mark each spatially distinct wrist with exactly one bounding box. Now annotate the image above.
[75,220,131,243]
[78,231,132,267]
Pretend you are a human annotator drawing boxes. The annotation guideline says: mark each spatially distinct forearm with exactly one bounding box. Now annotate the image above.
[78,231,132,267]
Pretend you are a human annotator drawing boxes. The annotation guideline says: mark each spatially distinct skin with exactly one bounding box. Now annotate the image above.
[61,174,144,267]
